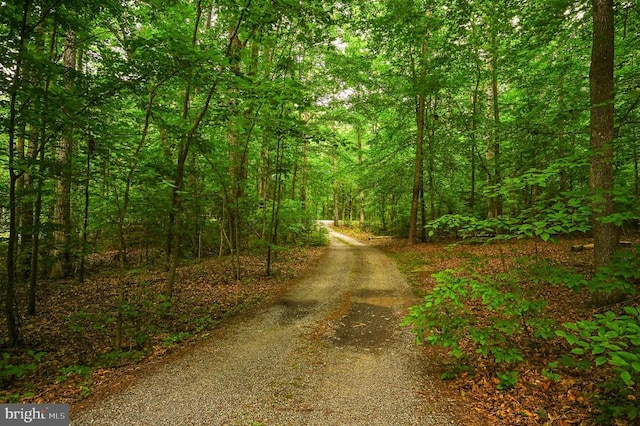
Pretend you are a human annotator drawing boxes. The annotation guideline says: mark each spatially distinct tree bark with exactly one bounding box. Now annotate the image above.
[408,40,428,245]
[357,125,365,227]
[28,22,56,316]
[333,149,339,226]
[54,31,76,278]
[589,0,618,275]
[408,91,425,244]
[226,24,246,258]
[486,27,502,219]
[469,37,481,211]
[5,0,31,347]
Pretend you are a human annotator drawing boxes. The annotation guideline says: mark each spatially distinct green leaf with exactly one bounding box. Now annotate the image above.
[604,344,623,351]
[610,355,630,367]
[620,370,634,386]
[604,330,619,339]
[624,306,639,316]
[564,322,579,331]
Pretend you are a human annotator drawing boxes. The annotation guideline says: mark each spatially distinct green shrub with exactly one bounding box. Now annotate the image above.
[56,365,92,383]
[556,307,640,421]
[402,268,553,386]
[0,351,46,381]
[529,246,639,295]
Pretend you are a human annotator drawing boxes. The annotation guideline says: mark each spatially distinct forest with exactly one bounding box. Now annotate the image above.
[1,0,639,424]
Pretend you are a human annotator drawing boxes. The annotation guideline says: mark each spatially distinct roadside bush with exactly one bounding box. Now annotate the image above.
[556,307,640,422]
[402,267,554,385]
[405,244,640,422]
[425,193,592,242]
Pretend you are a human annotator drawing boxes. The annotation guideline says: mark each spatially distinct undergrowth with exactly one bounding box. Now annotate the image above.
[402,242,640,424]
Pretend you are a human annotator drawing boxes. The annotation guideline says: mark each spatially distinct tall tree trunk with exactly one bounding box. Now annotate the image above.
[115,90,155,348]
[557,73,569,194]
[54,31,76,278]
[469,41,481,211]
[18,129,33,283]
[78,139,92,283]
[589,0,618,278]
[16,131,25,275]
[427,96,437,222]
[301,142,308,211]
[290,159,298,201]
[408,92,426,244]
[408,40,428,244]
[28,137,46,316]
[267,135,284,276]
[301,112,310,212]
[486,28,502,219]
[227,24,245,258]
[333,150,339,226]
[28,23,56,316]
[357,125,365,227]
[5,0,31,347]
[420,187,427,242]
[166,1,203,297]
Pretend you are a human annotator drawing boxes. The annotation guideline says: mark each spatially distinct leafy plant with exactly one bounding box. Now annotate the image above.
[530,247,639,295]
[587,248,640,296]
[541,361,561,382]
[496,370,519,390]
[0,351,46,381]
[56,365,92,383]
[98,350,144,368]
[556,307,640,386]
[425,192,592,243]
[161,332,191,348]
[426,214,483,238]
[402,268,554,386]
[556,307,640,421]
[0,392,35,403]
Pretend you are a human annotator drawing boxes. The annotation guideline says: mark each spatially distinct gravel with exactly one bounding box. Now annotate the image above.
[72,227,464,425]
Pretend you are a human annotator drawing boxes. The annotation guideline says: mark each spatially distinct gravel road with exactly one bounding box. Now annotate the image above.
[72,226,465,425]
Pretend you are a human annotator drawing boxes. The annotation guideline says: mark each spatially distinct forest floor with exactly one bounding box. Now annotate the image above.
[0,245,327,407]
[338,226,640,426]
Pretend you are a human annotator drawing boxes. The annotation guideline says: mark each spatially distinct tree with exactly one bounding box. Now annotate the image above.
[53,31,76,279]
[4,0,31,347]
[408,40,427,244]
[589,0,618,274]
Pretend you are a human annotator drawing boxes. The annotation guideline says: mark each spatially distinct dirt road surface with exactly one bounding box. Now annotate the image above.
[72,225,465,425]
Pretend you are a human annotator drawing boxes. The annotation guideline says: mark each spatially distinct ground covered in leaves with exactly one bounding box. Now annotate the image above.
[350,228,638,426]
[0,246,327,407]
